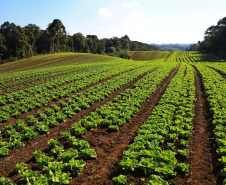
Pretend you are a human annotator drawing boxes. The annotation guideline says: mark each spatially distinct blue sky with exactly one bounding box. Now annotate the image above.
[0,0,225,44]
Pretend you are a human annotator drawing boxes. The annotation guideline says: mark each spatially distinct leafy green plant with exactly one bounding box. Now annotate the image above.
[180,139,189,147]
[51,146,64,157]
[118,157,138,172]
[65,159,86,176]
[59,148,79,163]
[0,177,13,185]
[167,143,175,150]
[147,175,169,185]
[3,125,13,131]
[20,169,36,182]
[33,149,45,161]
[112,175,127,185]
[73,140,90,150]
[47,139,58,149]
[178,149,189,157]
[22,126,38,140]
[108,125,119,132]
[0,147,9,157]
[27,115,37,126]
[14,162,27,174]
[37,156,54,169]
[35,122,49,134]
[79,148,97,160]
[177,163,189,173]
[60,131,71,140]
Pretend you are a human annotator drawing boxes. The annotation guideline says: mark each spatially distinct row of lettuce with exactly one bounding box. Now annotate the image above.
[195,64,226,185]
[112,63,196,184]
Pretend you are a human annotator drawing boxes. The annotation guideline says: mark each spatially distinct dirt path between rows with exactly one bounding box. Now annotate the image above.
[0,68,159,183]
[173,66,217,184]
[71,64,180,185]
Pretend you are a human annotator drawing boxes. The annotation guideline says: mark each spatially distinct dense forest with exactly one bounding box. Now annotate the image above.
[188,16,226,56]
[0,19,160,61]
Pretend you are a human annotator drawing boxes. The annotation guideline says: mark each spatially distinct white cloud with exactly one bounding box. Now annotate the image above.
[98,8,112,17]
[119,1,138,8]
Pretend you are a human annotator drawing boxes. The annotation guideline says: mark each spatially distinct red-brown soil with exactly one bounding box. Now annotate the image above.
[172,66,217,185]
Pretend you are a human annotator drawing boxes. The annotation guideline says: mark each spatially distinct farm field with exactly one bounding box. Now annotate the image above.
[0,51,226,185]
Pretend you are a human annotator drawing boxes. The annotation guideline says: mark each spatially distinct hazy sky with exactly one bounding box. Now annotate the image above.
[0,0,225,44]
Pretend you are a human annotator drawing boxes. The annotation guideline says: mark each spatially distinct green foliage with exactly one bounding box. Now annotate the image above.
[0,147,9,157]
[14,162,27,174]
[37,156,54,169]
[79,148,97,160]
[112,175,127,185]
[65,159,86,176]
[177,163,189,173]
[59,148,79,163]
[178,149,189,157]
[51,146,64,157]
[0,177,13,185]
[33,149,45,161]
[147,175,169,185]
[47,139,58,149]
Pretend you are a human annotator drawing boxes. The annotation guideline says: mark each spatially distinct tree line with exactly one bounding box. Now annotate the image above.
[187,16,226,56]
[0,19,160,61]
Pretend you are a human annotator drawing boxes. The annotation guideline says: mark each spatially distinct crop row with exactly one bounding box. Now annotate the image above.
[0,134,97,185]
[112,63,196,184]
[0,63,161,158]
[195,63,226,184]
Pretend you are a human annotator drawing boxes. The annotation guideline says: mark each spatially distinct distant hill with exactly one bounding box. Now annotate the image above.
[151,43,195,51]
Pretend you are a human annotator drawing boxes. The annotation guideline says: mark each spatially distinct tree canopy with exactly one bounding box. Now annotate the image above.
[193,16,226,56]
[0,19,160,61]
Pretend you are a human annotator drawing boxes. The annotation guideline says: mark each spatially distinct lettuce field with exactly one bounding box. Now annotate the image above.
[0,51,226,185]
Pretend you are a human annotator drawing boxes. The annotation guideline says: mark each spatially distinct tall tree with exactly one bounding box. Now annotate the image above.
[0,21,32,58]
[47,19,66,52]
[24,24,40,54]
[0,33,7,60]
[120,35,130,50]
[73,33,86,52]
[86,35,99,53]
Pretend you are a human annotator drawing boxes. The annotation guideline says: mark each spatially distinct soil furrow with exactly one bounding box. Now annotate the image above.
[173,66,216,184]
[0,67,158,180]
[71,64,180,185]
